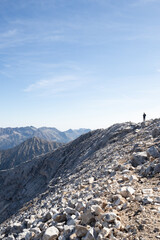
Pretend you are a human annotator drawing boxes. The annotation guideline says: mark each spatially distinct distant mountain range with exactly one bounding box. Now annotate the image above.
[0,137,63,170]
[0,127,91,150]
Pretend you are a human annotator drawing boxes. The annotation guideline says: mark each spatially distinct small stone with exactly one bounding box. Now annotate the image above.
[142,196,153,204]
[76,201,86,212]
[114,220,121,229]
[43,212,53,222]
[6,235,15,240]
[154,197,160,203]
[82,228,95,240]
[122,174,130,181]
[53,213,67,223]
[129,175,138,182]
[97,227,111,239]
[65,207,76,215]
[63,225,75,235]
[104,212,117,223]
[88,177,94,184]
[142,189,153,196]
[25,231,35,240]
[90,205,104,215]
[69,233,78,240]
[112,194,125,206]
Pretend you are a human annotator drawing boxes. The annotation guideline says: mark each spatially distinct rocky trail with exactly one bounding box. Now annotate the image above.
[0,119,160,239]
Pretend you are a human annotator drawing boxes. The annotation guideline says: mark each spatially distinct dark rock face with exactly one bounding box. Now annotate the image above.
[0,137,63,170]
[0,127,91,150]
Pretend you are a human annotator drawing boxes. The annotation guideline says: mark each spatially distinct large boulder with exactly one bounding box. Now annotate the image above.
[152,128,160,138]
[81,209,95,225]
[43,226,59,240]
[75,225,88,237]
[154,163,160,174]
[147,146,159,158]
[131,152,148,167]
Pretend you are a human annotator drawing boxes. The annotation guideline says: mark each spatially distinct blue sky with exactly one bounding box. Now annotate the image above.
[0,0,160,130]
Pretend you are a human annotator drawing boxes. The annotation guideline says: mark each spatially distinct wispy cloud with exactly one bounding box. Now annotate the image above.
[0,29,17,38]
[24,75,83,96]
[0,31,64,49]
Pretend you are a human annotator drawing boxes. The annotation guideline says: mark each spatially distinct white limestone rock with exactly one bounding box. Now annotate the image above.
[112,194,126,206]
[142,188,153,196]
[90,205,104,215]
[63,224,75,236]
[120,186,135,198]
[88,177,94,184]
[129,175,138,182]
[43,226,59,240]
[5,235,15,240]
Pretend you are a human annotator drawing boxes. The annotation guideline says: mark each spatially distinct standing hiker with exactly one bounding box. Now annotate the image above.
[143,112,146,122]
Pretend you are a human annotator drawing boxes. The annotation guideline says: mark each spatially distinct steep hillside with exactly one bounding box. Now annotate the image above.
[0,120,160,239]
[0,127,90,150]
[0,137,63,170]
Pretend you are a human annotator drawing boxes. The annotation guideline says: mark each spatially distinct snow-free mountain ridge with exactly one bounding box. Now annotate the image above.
[0,127,90,150]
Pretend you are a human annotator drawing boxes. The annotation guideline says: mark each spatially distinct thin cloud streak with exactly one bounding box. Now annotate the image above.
[0,29,17,38]
[24,75,82,95]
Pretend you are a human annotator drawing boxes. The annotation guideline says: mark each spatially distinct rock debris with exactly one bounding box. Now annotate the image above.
[0,119,160,239]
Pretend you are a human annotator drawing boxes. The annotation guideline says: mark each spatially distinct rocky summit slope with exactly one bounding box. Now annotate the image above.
[0,119,160,239]
[0,127,90,150]
[0,137,63,170]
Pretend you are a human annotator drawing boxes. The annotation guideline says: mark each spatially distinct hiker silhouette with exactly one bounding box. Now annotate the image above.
[143,113,146,122]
